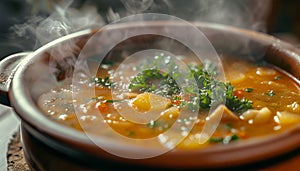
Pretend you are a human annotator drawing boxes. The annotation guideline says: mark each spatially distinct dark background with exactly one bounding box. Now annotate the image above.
[0,0,299,59]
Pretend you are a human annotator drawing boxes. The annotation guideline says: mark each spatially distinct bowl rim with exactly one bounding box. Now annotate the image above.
[9,21,300,168]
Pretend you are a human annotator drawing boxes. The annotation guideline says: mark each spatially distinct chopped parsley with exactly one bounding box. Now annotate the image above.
[244,88,253,93]
[181,64,252,114]
[93,96,122,103]
[128,54,252,114]
[223,123,233,131]
[208,137,223,143]
[225,84,252,114]
[147,120,169,129]
[265,90,275,96]
[104,99,123,103]
[128,69,180,96]
[209,134,240,144]
[274,75,282,81]
[93,76,115,88]
[127,131,136,137]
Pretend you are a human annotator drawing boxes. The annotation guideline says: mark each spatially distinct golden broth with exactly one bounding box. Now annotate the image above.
[38,55,300,149]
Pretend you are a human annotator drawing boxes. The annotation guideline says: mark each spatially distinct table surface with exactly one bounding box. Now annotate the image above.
[0,103,300,171]
[0,104,20,171]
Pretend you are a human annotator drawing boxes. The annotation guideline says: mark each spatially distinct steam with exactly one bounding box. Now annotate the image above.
[13,0,104,71]
[193,0,271,32]
[13,0,104,48]
[11,0,273,59]
[121,0,153,14]
[120,0,271,32]
[12,0,103,79]
[12,0,273,62]
[117,0,272,61]
[10,0,273,98]
[11,0,105,98]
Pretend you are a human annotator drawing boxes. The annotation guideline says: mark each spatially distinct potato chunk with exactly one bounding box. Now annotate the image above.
[161,106,180,118]
[131,93,151,111]
[254,107,272,124]
[207,105,239,122]
[240,107,272,124]
[131,92,171,112]
[255,67,277,76]
[276,111,300,125]
[226,72,246,84]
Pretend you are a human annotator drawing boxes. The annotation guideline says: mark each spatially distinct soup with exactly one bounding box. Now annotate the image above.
[37,54,300,149]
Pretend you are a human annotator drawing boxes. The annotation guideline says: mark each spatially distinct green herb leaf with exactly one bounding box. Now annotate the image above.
[244,88,253,92]
[93,76,115,88]
[274,75,282,80]
[93,96,123,103]
[209,137,223,143]
[223,123,233,130]
[225,83,252,114]
[127,131,136,137]
[209,134,240,144]
[147,120,169,130]
[265,90,275,96]
[129,69,180,96]
[104,99,123,103]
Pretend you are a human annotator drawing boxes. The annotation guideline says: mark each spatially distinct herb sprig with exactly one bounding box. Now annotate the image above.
[128,54,252,114]
[128,69,180,96]
[93,76,115,88]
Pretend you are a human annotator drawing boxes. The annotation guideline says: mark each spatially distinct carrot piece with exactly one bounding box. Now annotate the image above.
[237,131,247,139]
[98,102,109,113]
[233,90,244,98]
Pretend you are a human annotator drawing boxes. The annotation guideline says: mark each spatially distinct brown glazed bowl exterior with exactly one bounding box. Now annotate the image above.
[8,22,300,170]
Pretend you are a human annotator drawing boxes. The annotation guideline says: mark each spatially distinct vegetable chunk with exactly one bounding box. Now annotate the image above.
[240,107,272,124]
[276,111,300,125]
[131,92,171,112]
[207,105,239,122]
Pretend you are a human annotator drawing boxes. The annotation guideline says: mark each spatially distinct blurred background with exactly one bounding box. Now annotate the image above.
[0,0,299,59]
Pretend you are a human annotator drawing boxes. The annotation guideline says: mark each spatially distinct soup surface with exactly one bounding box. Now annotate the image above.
[38,54,300,149]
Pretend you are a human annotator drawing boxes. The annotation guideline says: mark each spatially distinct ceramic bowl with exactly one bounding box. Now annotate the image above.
[1,22,300,170]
